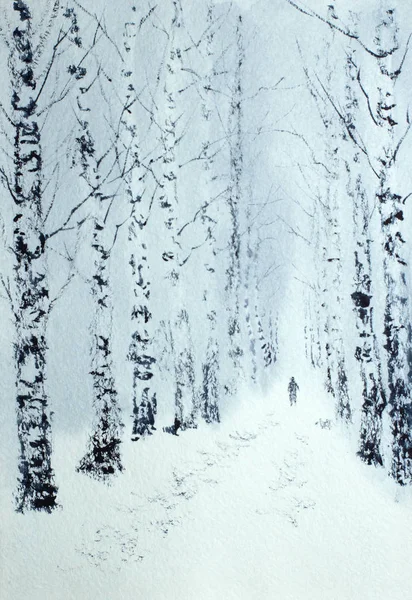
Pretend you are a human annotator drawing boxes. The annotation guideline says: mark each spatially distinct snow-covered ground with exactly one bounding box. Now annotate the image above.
[2,367,411,600]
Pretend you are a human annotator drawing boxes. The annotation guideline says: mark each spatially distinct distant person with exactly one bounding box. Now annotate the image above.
[288,377,299,406]
[174,416,182,435]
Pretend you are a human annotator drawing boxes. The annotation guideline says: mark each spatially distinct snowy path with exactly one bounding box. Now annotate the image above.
[2,384,412,599]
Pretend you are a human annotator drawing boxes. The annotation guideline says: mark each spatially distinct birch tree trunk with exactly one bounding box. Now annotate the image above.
[128,238,157,440]
[77,205,123,479]
[368,8,412,483]
[225,15,245,391]
[320,193,351,422]
[10,1,58,512]
[173,309,198,429]
[76,118,123,479]
[199,2,221,424]
[320,91,352,422]
[352,173,386,464]
[160,1,198,429]
[344,48,386,465]
[200,312,220,423]
[123,11,158,441]
[244,218,258,383]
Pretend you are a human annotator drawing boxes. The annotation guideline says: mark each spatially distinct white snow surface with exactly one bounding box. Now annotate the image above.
[1,364,411,600]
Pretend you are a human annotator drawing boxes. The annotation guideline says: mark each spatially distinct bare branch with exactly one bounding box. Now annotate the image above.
[0,100,15,128]
[393,33,412,80]
[0,167,18,203]
[315,75,380,178]
[260,261,281,283]
[33,0,60,60]
[34,28,70,108]
[356,69,378,126]
[49,272,76,312]
[46,185,99,240]
[37,85,71,119]
[286,0,399,59]
[391,119,412,165]
[178,229,214,267]
[176,188,228,237]
[42,163,60,224]
[108,201,137,253]
[276,214,312,245]
[73,1,125,63]
[293,275,317,292]
[0,274,17,319]
[245,77,289,101]
[138,5,158,31]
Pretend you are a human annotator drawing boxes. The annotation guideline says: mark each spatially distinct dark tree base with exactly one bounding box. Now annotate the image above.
[16,479,59,514]
[77,438,123,482]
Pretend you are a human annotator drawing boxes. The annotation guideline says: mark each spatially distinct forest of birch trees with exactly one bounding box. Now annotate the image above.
[1,0,412,513]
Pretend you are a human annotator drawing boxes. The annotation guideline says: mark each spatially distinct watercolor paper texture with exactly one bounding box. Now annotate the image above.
[1,1,412,598]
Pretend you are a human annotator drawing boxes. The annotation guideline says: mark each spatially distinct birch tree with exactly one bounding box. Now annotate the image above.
[0,0,101,511]
[298,35,352,422]
[74,110,125,480]
[5,0,60,513]
[122,5,160,441]
[343,44,386,465]
[225,14,245,390]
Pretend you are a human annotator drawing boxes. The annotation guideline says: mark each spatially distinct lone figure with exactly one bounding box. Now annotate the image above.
[288,377,299,406]
[174,416,182,435]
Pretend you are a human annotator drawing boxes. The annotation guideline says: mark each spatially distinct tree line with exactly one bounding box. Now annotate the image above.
[0,0,277,513]
[1,0,412,514]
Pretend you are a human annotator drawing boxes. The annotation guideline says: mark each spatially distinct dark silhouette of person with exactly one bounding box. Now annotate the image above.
[174,416,182,435]
[288,377,299,406]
